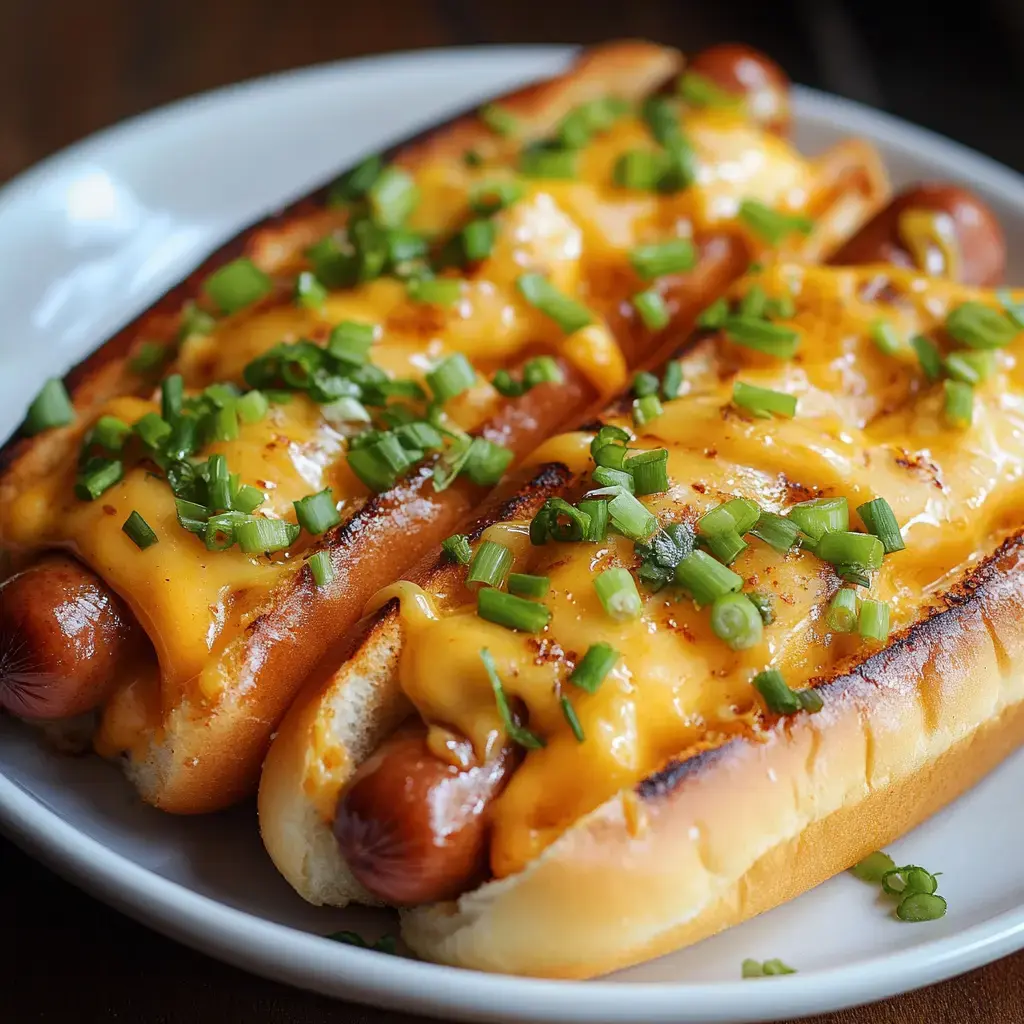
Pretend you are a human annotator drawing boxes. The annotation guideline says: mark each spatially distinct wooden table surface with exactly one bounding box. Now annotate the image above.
[3,1,1024,1020]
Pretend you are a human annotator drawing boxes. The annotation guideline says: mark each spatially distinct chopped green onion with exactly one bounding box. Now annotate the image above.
[560,695,585,742]
[675,549,742,605]
[748,590,775,625]
[911,335,943,382]
[733,381,796,419]
[738,200,813,245]
[710,593,763,650]
[294,488,341,535]
[321,397,371,425]
[724,316,800,358]
[661,360,683,400]
[427,353,476,403]
[234,517,300,554]
[816,531,884,572]
[850,851,897,883]
[739,286,767,319]
[593,468,634,495]
[556,96,629,148]
[479,103,518,137]
[327,321,376,366]
[858,598,890,642]
[764,294,796,319]
[946,301,1018,350]
[161,374,184,422]
[605,488,658,540]
[857,497,905,554]
[203,258,272,314]
[508,573,550,599]
[519,142,578,180]
[698,497,761,538]
[750,511,801,553]
[179,301,216,339]
[577,499,609,542]
[945,349,995,385]
[203,510,245,551]
[491,369,523,398]
[327,153,384,206]
[210,403,239,442]
[625,448,669,496]
[175,498,209,535]
[165,415,199,461]
[460,218,497,263]
[636,522,695,590]
[348,433,415,492]
[703,529,747,565]
[633,289,670,330]
[296,271,327,309]
[129,341,170,375]
[742,958,797,979]
[406,276,463,307]
[591,424,631,467]
[632,393,664,426]
[478,587,551,633]
[629,239,696,281]
[881,865,938,897]
[441,533,473,564]
[787,496,848,543]
[122,510,158,550]
[896,892,947,922]
[522,356,564,388]
[827,588,859,632]
[367,166,418,228]
[74,458,123,501]
[467,540,513,589]
[697,297,729,329]
[633,371,660,398]
[869,319,903,356]
[753,669,821,716]
[232,484,265,515]
[236,390,269,425]
[463,437,513,486]
[480,648,545,749]
[570,642,619,693]
[308,549,334,586]
[530,497,592,544]
[205,454,232,511]
[90,415,131,452]
[641,95,682,148]
[997,288,1024,328]
[594,567,643,621]
[612,149,667,191]
[677,71,740,108]
[943,379,974,427]
[469,179,524,215]
[516,273,593,334]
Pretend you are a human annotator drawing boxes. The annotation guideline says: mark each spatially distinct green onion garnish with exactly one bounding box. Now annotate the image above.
[530,496,592,544]
[850,851,897,883]
[577,498,609,542]
[427,353,476,403]
[122,510,158,550]
[697,297,729,329]
[294,488,340,535]
[179,301,216,339]
[737,199,813,245]
[733,381,796,419]
[90,415,131,452]
[523,356,564,388]
[753,669,822,715]
[641,95,682,148]
[710,592,763,650]
[636,522,695,590]
[698,497,760,538]
[816,531,884,572]
[296,271,327,310]
[858,598,890,642]
[74,458,123,501]
[367,166,419,228]
[129,341,170,375]
[203,258,272,314]
[516,273,593,334]
[857,497,905,553]
[591,424,631,467]
[210,404,239,443]
[479,103,518,137]
[742,959,797,979]
[308,550,334,586]
[674,549,742,605]
[703,529,747,565]
[236,390,269,424]
[134,413,171,452]
[204,511,245,551]
[519,142,578,180]
[205,454,232,512]
[612,149,667,191]
[945,301,1018,350]
[881,865,938,898]
[724,316,800,358]
[632,394,663,426]
[467,540,513,589]
[749,511,801,553]
[327,154,383,206]
[348,433,415,492]
[677,71,740,108]
[739,285,767,319]
[508,573,550,599]
[480,648,545,749]
[998,288,1024,328]
[943,379,974,427]
[234,517,300,554]
[625,448,670,496]
[463,437,513,486]
[826,588,858,632]
[629,239,696,281]
[896,892,947,922]
[661,360,683,400]
[478,587,551,633]
[869,319,903,356]
[406,276,463,307]
[327,321,376,366]
[161,374,184,422]
[593,567,643,621]
[632,289,670,330]
[469,179,524,215]
[560,696,585,742]
[441,533,473,564]
[787,496,848,543]
[748,590,775,624]
[322,397,371,426]
[633,371,660,398]
[911,335,943,382]
[604,487,657,540]
[232,484,265,515]
[570,642,619,693]
[945,349,995,385]
[459,218,497,263]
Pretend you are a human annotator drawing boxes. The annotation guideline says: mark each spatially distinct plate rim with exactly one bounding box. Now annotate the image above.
[3,43,1024,1023]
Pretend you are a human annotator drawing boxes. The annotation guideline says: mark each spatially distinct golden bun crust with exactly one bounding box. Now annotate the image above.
[399,536,1024,977]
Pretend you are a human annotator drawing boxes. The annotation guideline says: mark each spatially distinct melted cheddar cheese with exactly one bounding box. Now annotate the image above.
[379,262,1024,878]
[2,98,831,754]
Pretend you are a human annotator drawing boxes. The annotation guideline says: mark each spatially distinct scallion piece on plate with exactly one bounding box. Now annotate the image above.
[161,374,184,422]
[463,437,513,486]
[710,592,763,650]
[327,321,376,366]
[678,71,740,108]
[633,371,660,398]
[234,517,300,554]
[406,276,464,307]
[327,154,383,206]
[733,381,797,419]
[129,341,170,375]
[459,218,498,263]
[479,103,518,137]
[858,598,890,642]
[133,412,171,451]
[467,540,513,589]
[661,360,683,399]
[633,289,670,330]
[236,389,269,424]
[698,297,729,329]
[945,301,1018,350]
[787,496,848,543]
[560,695,585,742]
[426,353,476,403]
[308,549,334,587]
[606,488,658,541]
[23,378,75,435]
[753,669,821,715]
[90,415,132,452]
[519,143,578,180]
[748,590,775,624]
[74,458,123,501]
[629,239,696,281]
[594,567,643,621]
[612,149,667,191]
[826,588,859,632]
[943,379,974,427]
[367,166,419,228]
[896,892,947,922]
[232,484,265,515]
[480,648,545,750]
[910,334,943,382]
[516,274,593,334]
[869,319,903,356]
[698,497,761,538]
[469,179,524,215]
[577,498,609,542]
[857,497,905,553]
[203,258,272,314]
[850,851,897,883]
[749,511,801,553]
[815,531,884,572]
[522,356,563,389]
[703,528,748,565]
[294,488,341,535]
[737,199,813,245]
[944,349,995,385]
[674,549,742,605]
[348,433,414,492]
[508,573,550,599]
[122,510,158,550]
[441,533,473,564]
[296,271,327,310]
[724,316,800,358]
[625,448,670,496]
[632,393,664,426]
[477,587,551,633]
[530,496,592,544]
[570,642,619,693]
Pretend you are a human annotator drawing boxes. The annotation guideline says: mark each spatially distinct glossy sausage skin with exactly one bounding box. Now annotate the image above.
[334,726,515,905]
[687,43,791,134]
[0,554,137,719]
[828,183,1006,286]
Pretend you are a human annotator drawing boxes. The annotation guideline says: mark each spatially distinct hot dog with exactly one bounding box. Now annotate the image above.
[260,181,1024,978]
[685,43,790,134]
[0,40,890,815]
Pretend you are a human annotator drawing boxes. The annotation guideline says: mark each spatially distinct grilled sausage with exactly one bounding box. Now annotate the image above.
[686,43,791,134]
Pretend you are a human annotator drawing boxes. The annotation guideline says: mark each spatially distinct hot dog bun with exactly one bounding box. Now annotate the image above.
[259,183,1024,977]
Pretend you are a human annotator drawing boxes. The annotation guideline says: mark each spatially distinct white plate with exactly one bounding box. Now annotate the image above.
[2,44,1024,1024]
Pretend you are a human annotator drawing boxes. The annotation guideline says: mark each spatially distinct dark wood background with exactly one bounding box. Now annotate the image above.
[3,0,1024,1020]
